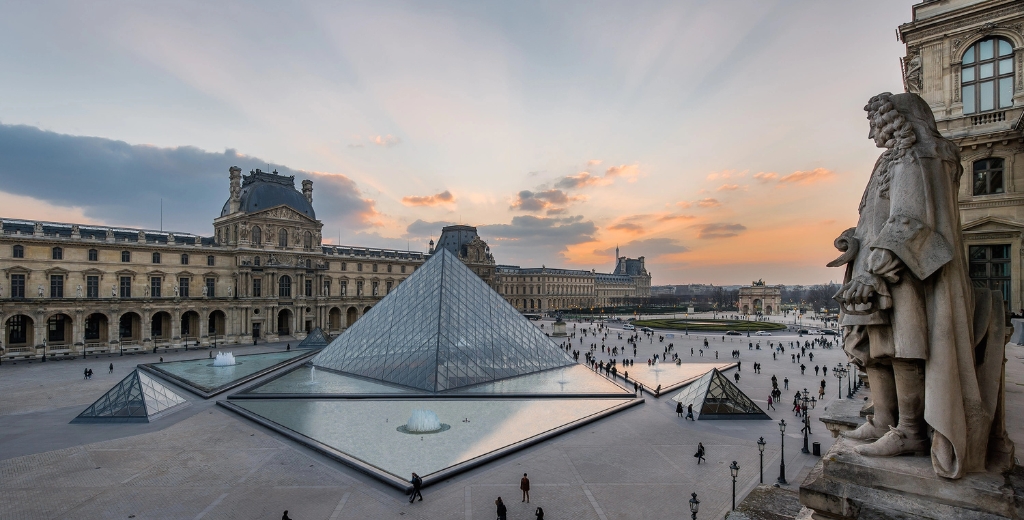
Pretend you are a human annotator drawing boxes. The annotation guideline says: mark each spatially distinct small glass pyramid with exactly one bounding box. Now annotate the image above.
[297,327,332,348]
[671,368,769,420]
[73,370,189,423]
[313,248,575,392]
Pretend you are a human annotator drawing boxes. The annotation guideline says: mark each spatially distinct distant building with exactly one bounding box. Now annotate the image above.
[737,280,781,315]
[494,245,652,313]
[898,0,1024,310]
[1,167,426,360]
[428,225,497,288]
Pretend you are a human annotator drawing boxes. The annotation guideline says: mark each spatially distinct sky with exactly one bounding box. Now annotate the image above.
[0,0,920,285]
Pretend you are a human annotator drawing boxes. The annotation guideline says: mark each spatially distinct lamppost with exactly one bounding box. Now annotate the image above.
[757,436,766,484]
[777,419,787,485]
[801,388,811,454]
[729,460,740,510]
[833,364,845,400]
[846,362,854,397]
[688,492,699,519]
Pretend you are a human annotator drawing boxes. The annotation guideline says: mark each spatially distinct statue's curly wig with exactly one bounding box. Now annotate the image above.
[861,93,917,208]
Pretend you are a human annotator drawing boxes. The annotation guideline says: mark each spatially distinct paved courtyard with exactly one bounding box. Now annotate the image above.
[2,316,1022,519]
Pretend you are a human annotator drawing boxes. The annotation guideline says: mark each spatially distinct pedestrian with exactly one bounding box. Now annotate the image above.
[409,472,423,503]
[676,402,684,417]
[815,365,820,376]
[84,367,89,380]
[159,357,163,362]
[800,364,806,375]
[734,372,740,383]
[108,362,113,374]
[282,511,291,520]
[784,377,789,389]
[694,442,706,464]
[767,395,774,410]
[496,497,507,520]
[520,473,530,503]
[535,506,545,520]
[286,343,291,351]
[686,403,694,421]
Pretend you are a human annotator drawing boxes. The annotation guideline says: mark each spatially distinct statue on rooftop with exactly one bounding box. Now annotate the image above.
[830,92,1013,479]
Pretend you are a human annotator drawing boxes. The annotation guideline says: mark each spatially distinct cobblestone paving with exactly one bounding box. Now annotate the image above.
[2,320,1021,520]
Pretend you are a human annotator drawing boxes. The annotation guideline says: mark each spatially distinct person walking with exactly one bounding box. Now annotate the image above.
[676,402,684,417]
[535,507,545,520]
[520,473,531,503]
[282,511,292,520]
[694,442,706,464]
[84,367,89,380]
[409,473,423,503]
[686,403,694,421]
[495,497,507,520]
[784,377,789,390]
[108,362,113,374]
[767,394,775,410]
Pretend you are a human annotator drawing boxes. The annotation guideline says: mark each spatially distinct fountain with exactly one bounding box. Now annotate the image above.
[398,409,450,434]
[558,368,569,386]
[213,352,236,367]
[308,366,319,385]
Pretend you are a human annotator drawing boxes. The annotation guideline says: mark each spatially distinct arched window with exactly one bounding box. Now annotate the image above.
[152,252,161,264]
[251,226,262,246]
[13,245,24,258]
[973,158,1005,196]
[52,247,63,260]
[279,275,292,297]
[121,250,130,262]
[279,229,288,248]
[304,231,312,249]
[962,37,1015,114]
[181,253,189,265]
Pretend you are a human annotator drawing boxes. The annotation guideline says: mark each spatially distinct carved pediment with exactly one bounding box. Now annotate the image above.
[962,216,1024,234]
[250,205,317,224]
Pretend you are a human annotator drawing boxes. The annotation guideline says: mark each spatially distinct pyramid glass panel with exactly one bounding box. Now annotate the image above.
[297,327,332,348]
[313,248,574,392]
[670,368,769,420]
[74,369,188,423]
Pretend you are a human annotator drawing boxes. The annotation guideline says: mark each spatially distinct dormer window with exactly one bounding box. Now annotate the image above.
[962,37,1015,114]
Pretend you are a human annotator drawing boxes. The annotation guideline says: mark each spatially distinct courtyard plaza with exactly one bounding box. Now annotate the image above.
[1,319,1022,519]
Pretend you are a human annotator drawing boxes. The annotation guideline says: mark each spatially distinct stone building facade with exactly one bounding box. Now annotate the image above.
[0,167,425,360]
[428,225,498,289]
[494,246,652,313]
[737,280,781,315]
[898,0,1024,310]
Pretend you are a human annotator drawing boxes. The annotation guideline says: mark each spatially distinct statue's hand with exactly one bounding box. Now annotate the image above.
[867,248,902,283]
[841,277,878,306]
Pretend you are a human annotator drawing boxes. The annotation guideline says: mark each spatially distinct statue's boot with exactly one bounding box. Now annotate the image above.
[843,365,895,441]
[855,360,928,457]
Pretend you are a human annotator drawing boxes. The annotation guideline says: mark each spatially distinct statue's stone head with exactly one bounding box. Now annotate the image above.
[865,92,937,151]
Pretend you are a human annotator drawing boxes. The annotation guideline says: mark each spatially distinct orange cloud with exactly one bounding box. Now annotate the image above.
[778,168,836,185]
[707,169,748,181]
[753,171,778,181]
[555,171,611,189]
[587,159,602,166]
[716,184,742,192]
[605,164,640,181]
[401,190,455,207]
[510,189,582,214]
[658,214,696,222]
[697,198,721,207]
[609,222,645,234]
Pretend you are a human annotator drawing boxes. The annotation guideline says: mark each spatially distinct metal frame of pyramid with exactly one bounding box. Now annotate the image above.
[312,248,575,392]
[72,369,190,423]
[670,368,769,420]
[297,327,332,348]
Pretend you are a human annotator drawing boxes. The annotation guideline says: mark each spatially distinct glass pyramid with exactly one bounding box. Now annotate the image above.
[670,368,769,420]
[313,248,575,392]
[73,370,189,423]
[297,327,332,348]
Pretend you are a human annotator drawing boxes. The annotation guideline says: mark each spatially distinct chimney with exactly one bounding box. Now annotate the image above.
[229,166,242,214]
[302,179,313,204]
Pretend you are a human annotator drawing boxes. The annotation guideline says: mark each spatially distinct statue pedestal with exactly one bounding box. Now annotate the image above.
[800,437,1023,519]
[552,321,567,337]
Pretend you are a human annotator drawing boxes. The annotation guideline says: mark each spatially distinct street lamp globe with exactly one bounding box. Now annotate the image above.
[779,419,787,433]
[730,460,740,478]
[757,437,766,453]
[689,492,700,514]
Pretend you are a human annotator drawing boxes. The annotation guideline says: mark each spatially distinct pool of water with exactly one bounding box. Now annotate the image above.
[234,397,633,479]
[152,350,308,392]
[248,365,416,395]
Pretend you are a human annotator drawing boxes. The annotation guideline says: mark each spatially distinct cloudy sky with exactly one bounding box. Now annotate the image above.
[0,0,918,285]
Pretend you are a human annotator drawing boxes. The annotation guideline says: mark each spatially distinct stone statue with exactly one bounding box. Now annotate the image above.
[174,285,179,297]
[240,222,248,240]
[38,285,44,298]
[144,285,149,297]
[112,285,117,298]
[202,286,208,297]
[228,286,233,298]
[0,284,4,298]
[831,92,1013,479]
[76,285,82,298]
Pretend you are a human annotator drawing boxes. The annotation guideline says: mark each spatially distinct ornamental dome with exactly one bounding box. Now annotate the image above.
[221,169,315,218]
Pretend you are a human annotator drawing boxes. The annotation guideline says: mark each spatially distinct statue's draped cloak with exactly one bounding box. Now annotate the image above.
[840,94,1007,478]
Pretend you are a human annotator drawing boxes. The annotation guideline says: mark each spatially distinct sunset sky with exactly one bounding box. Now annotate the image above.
[0,0,919,285]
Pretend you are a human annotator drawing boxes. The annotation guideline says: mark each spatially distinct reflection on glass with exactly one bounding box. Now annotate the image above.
[963,47,975,64]
[963,85,975,113]
[979,39,993,61]
[980,81,995,112]
[962,67,974,82]
[999,39,1012,57]
[970,263,988,278]
[999,78,1013,109]
[993,245,1010,259]
[980,63,994,79]
[999,58,1013,75]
